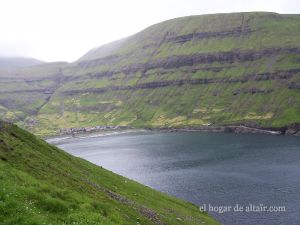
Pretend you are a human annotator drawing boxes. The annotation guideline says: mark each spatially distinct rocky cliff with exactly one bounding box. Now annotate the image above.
[0,12,300,136]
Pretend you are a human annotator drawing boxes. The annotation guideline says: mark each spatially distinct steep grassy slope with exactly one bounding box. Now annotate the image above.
[0,62,67,125]
[1,12,300,135]
[0,121,219,225]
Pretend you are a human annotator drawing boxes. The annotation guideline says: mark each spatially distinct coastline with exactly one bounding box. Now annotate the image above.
[149,125,283,135]
[45,124,300,143]
[45,128,149,144]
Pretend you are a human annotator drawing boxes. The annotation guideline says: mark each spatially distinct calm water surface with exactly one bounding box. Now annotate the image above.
[52,132,300,225]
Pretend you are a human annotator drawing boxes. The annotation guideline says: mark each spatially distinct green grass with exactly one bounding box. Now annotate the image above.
[29,77,299,136]
[0,122,220,225]
[1,12,300,135]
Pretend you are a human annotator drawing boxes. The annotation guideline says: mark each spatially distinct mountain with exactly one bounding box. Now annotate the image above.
[0,12,300,136]
[0,57,45,70]
[0,121,219,224]
[78,37,129,61]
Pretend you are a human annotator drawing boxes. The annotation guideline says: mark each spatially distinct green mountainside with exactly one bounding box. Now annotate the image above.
[0,121,219,225]
[1,12,300,136]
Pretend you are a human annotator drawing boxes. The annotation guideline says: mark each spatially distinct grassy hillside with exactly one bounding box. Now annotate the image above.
[0,62,67,126]
[0,121,219,225]
[0,12,300,135]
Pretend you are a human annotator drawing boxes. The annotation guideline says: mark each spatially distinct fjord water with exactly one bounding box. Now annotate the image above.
[55,132,300,225]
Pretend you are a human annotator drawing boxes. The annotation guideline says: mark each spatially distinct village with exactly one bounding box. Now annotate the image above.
[59,125,131,135]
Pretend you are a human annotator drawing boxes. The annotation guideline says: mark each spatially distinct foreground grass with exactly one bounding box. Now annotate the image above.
[0,122,220,225]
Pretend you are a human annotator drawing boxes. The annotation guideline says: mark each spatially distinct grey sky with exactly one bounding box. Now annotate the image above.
[0,0,299,62]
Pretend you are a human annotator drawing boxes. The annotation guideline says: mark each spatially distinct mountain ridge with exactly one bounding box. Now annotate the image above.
[78,11,283,62]
[0,12,299,136]
[0,57,45,71]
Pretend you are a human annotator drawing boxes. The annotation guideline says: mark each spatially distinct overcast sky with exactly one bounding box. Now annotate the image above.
[0,0,299,62]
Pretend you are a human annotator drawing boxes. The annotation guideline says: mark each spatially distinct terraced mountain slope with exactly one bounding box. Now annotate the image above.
[1,12,300,136]
[0,61,67,130]
[0,121,219,224]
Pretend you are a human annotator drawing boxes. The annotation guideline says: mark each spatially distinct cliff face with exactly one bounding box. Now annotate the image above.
[1,12,300,135]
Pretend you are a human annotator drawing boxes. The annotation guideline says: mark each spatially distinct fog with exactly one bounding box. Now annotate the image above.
[0,0,299,62]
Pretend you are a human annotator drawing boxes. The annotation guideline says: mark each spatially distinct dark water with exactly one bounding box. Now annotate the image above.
[54,132,300,225]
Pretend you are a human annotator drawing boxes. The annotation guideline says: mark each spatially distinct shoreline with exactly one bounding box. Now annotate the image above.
[45,128,149,144]
[45,124,300,143]
[148,125,283,135]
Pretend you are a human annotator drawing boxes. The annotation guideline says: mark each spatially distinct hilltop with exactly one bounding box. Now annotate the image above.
[0,57,44,70]
[0,12,299,136]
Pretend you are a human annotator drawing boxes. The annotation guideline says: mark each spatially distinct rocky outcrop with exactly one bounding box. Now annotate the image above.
[284,124,300,136]
[77,55,121,68]
[121,48,300,73]
[0,89,54,94]
[155,125,282,135]
[61,68,299,95]
[166,26,253,43]
[193,125,300,136]
[288,82,300,89]
[233,88,273,95]
[77,47,300,73]
[223,126,281,135]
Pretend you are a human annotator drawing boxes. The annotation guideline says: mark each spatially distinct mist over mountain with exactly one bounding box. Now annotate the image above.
[0,57,45,70]
[0,12,300,136]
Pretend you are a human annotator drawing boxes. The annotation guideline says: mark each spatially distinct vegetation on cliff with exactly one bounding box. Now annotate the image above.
[0,12,299,136]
